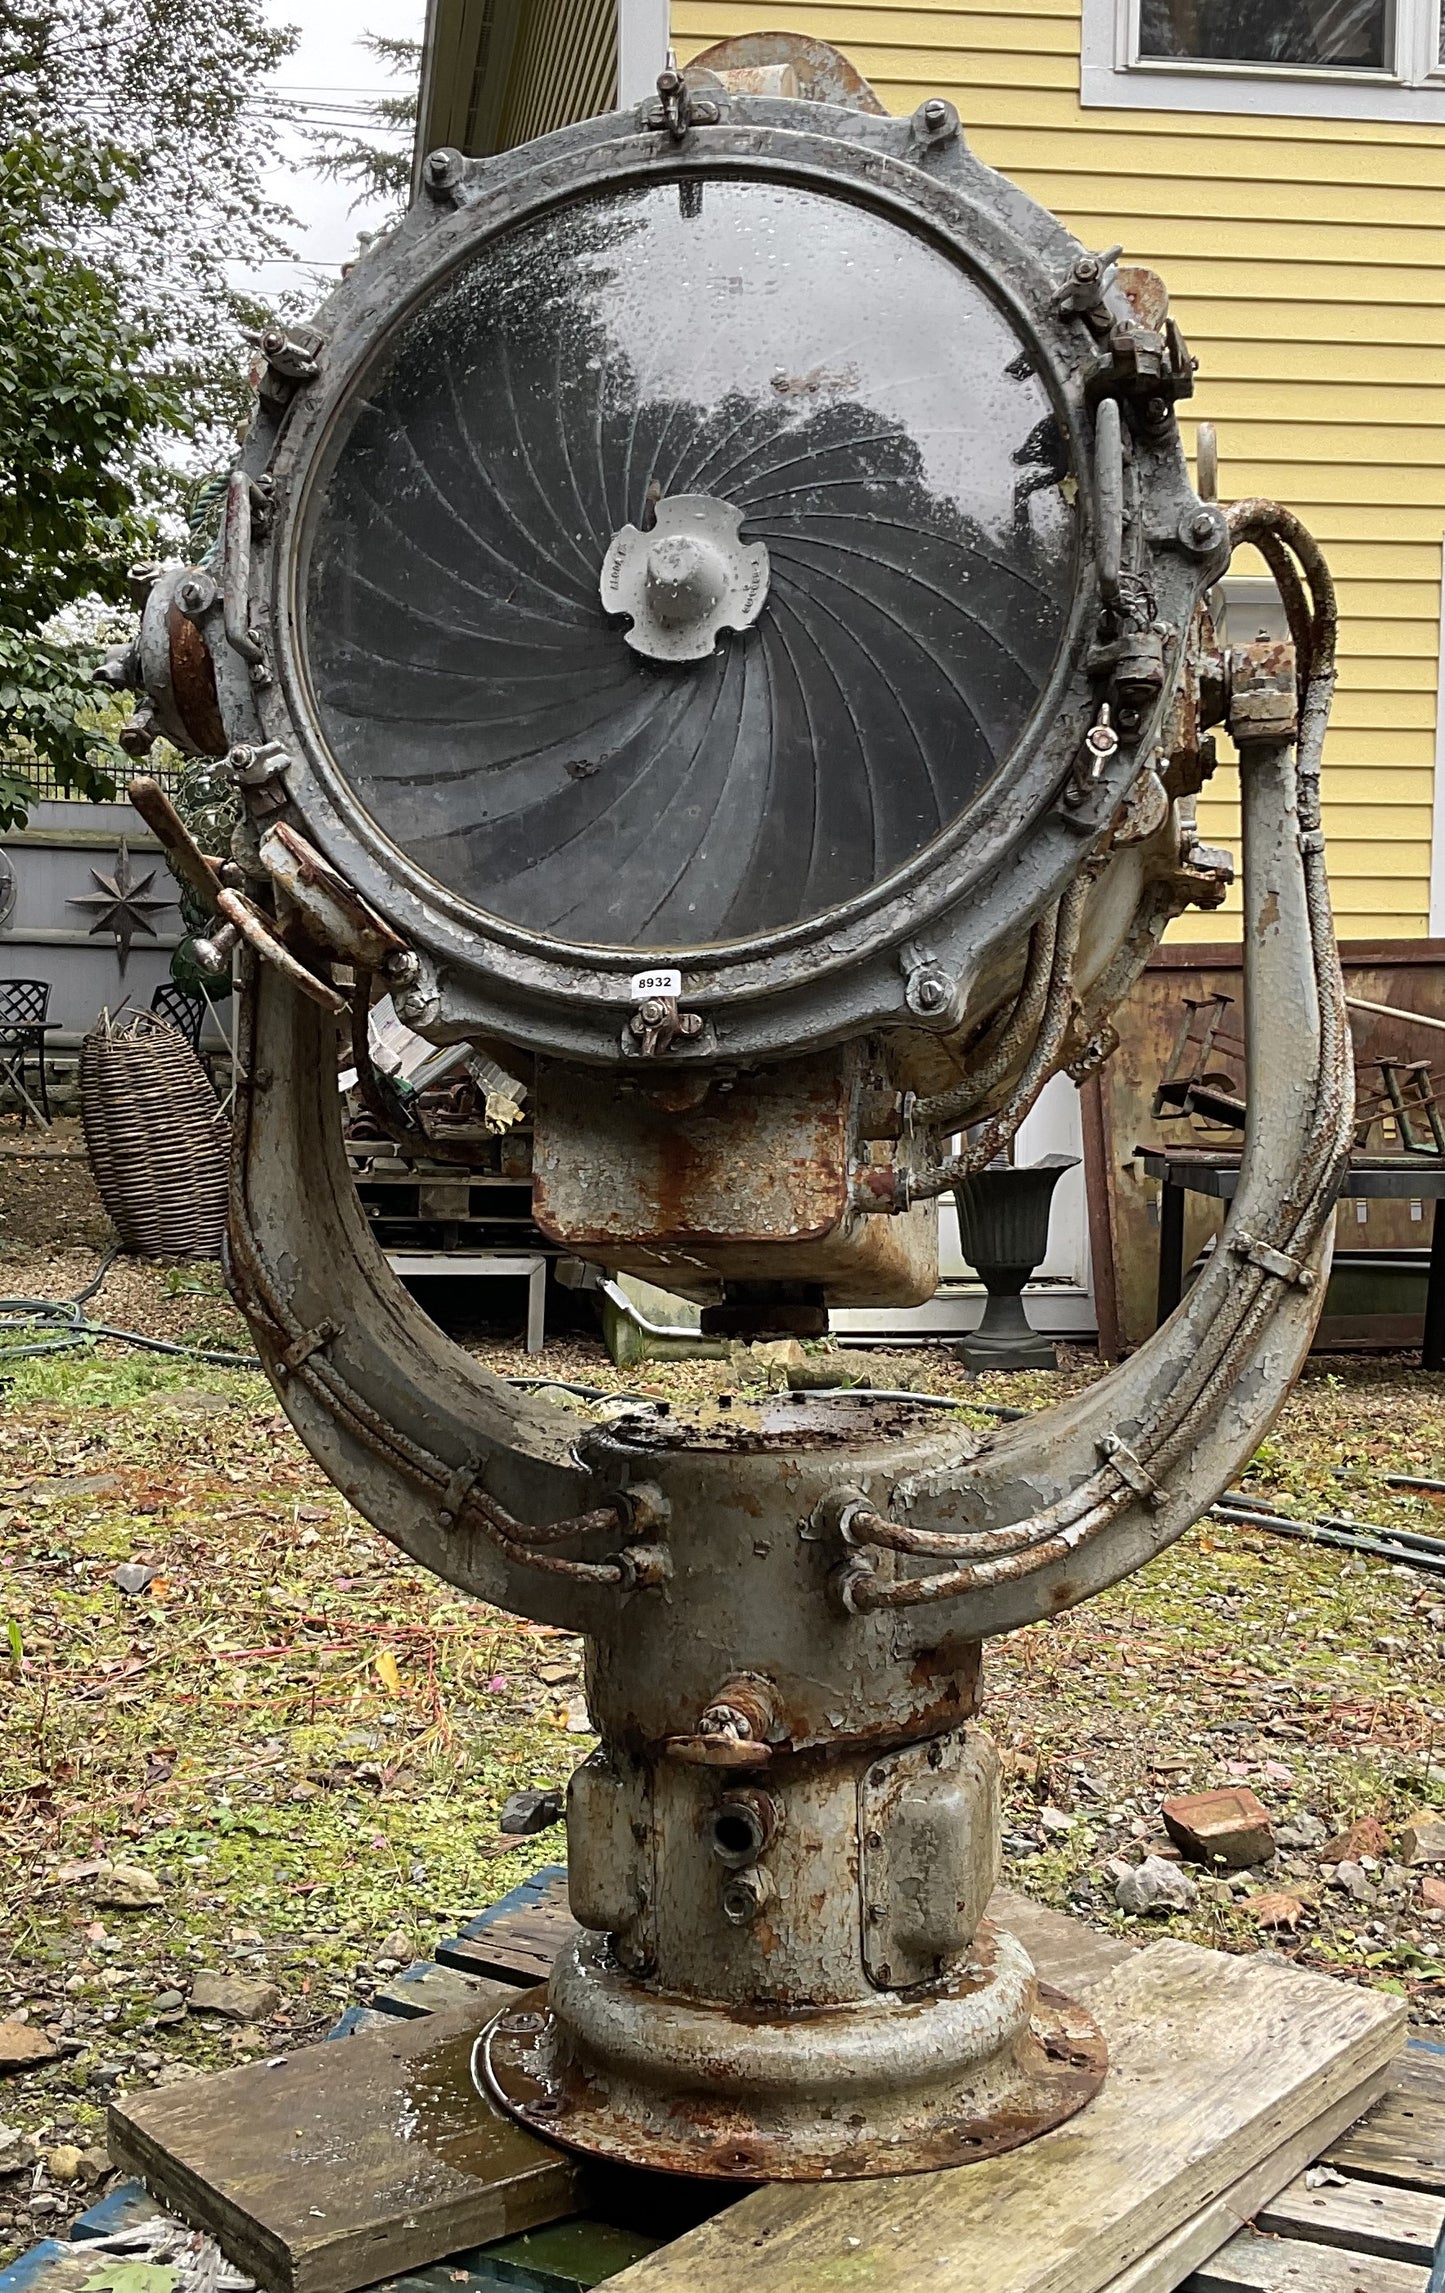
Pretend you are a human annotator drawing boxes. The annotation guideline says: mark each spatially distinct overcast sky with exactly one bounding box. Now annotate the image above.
[240,0,426,298]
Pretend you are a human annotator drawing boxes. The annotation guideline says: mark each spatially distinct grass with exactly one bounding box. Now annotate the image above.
[1,1260,1443,2261]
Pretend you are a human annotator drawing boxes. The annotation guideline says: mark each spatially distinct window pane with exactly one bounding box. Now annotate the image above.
[1138,0,1389,70]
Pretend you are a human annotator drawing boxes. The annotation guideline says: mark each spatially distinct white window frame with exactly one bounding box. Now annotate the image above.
[1083,0,1445,121]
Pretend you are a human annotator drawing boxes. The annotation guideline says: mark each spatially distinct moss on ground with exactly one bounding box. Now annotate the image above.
[0,1249,1443,2260]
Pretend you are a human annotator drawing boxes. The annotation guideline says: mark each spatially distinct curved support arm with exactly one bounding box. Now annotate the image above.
[224,957,652,1633]
[832,551,1350,1635]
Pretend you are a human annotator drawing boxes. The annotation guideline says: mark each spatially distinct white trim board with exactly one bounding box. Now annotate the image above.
[1432,532,1445,939]
[617,0,669,106]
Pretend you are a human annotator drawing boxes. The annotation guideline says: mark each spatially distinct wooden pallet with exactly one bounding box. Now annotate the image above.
[7,1869,1440,2293]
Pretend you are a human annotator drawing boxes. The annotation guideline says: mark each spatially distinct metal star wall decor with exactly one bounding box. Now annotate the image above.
[69,838,173,973]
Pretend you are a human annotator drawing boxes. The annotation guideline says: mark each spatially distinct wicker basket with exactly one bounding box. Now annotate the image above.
[80,1010,230,1260]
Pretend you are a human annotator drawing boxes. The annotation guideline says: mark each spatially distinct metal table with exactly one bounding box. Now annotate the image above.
[1135,1147,1445,1371]
[385,1248,548,1355]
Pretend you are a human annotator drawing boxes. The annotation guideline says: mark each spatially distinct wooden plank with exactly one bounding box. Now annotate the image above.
[1106,2072,1393,2293]
[608,1940,1405,2293]
[107,1999,579,2293]
[989,1887,1135,1997]
[1186,2226,1429,2291]
[430,1871,1135,2000]
[371,1963,519,2021]
[434,1867,577,1987]
[1255,2168,1445,2266]
[1327,2044,1445,2193]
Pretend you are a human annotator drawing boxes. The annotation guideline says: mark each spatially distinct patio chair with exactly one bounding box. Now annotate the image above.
[0,978,56,1127]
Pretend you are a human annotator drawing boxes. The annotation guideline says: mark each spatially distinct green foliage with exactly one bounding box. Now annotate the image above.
[0,138,178,824]
[307,32,419,213]
[0,0,300,819]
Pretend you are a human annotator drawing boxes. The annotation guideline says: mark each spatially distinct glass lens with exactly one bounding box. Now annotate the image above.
[1138,0,1389,69]
[303,176,1076,952]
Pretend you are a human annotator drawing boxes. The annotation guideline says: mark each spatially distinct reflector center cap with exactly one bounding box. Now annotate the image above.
[601,493,770,663]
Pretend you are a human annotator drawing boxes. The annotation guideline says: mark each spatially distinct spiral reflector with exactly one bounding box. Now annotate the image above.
[303,175,1077,952]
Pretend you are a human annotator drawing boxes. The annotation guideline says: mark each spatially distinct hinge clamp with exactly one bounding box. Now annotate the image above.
[1231,1229,1317,1288]
[1097,1432,1168,1510]
[275,1318,340,1379]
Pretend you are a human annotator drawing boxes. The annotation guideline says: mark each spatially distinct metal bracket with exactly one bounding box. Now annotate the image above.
[1096,1432,1167,1510]
[275,1318,341,1379]
[439,1454,484,1529]
[626,995,704,1057]
[1230,1229,1317,1289]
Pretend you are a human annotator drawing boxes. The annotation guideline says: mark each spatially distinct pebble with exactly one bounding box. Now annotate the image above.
[0,2124,38,2176]
[153,1992,184,2013]
[1039,1807,1075,1836]
[29,2194,62,2218]
[91,1864,164,1911]
[112,1562,158,1596]
[44,2144,83,2183]
[189,1973,280,2023]
[1331,1860,1377,1904]
[375,1930,412,1968]
[0,2019,58,2070]
[1113,1855,1198,1915]
[499,1788,565,1837]
[1401,1815,1445,1867]
[1275,1812,1329,1851]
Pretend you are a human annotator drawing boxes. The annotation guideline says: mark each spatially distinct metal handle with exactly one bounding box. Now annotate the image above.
[222,470,265,669]
[1093,398,1124,610]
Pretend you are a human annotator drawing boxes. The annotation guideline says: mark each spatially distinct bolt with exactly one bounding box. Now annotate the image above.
[915,976,947,1012]
[178,577,209,615]
[1074,255,1100,282]
[923,99,948,129]
[865,1829,883,1852]
[1189,510,1217,547]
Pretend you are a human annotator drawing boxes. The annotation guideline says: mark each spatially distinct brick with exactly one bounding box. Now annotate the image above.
[1161,1787,1275,1870]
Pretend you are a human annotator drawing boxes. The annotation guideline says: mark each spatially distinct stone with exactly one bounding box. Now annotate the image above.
[112,1562,158,1596]
[1113,1855,1198,1915]
[1320,1816,1391,1864]
[29,2194,61,2219]
[0,2019,58,2070]
[1275,1812,1329,1851]
[1161,1787,1274,1870]
[1420,1875,1445,1911]
[152,1991,184,2014]
[375,1929,412,1968]
[1331,1860,1377,1904]
[0,2124,37,2175]
[1038,1807,1075,1836]
[77,2146,111,2186]
[500,1787,565,1836]
[188,1972,280,2023]
[44,2143,83,2182]
[91,1863,163,1910]
[1400,1813,1445,1865]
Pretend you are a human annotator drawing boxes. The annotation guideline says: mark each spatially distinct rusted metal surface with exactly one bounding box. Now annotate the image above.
[259,820,405,970]
[683,31,889,113]
[532,1050,939,1308]
[480,1942,1107,2181]
[164,601,227,756]
[126,61,1358,2185]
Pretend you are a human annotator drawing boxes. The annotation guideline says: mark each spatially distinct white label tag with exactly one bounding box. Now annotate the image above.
[629,968,681,999]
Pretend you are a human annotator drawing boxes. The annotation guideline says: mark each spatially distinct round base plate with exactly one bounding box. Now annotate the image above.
[479,1979,1107,2182]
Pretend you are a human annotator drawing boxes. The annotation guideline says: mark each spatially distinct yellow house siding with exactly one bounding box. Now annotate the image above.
[674,0,1444,940]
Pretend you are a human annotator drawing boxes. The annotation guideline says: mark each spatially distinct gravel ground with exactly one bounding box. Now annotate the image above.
[0,1238,1442,2261]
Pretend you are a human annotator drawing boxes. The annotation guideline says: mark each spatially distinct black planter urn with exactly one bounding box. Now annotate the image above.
[951,1155,1079,1371]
